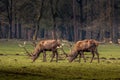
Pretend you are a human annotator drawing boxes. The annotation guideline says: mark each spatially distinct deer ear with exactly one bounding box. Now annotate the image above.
[39,44,42,47]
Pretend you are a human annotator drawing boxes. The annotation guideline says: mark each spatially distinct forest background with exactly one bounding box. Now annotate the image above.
[0,0,120,43]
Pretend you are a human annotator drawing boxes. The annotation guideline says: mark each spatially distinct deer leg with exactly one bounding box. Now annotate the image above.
[90,51,95,63]
[43,51,46,62]
[78,53,81,63]
[95,49,100,63]
[79,51,86,63]
[55,51,58,62]
[78,51,82,63]
[82,52,86,63]
[50,52,55,62]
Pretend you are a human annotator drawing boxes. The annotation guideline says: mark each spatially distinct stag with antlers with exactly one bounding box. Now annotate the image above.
[19,39,67,62]
[67,39,100,63]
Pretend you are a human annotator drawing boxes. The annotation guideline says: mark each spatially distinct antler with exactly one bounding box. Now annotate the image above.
[18,41,32,56]
[31,41,37,48]
[58,43,68,57]
[62,40,73,52]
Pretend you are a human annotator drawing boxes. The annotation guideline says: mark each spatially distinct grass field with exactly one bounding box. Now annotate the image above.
[0,40,120,80]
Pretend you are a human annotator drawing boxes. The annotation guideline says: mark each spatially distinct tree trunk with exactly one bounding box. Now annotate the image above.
[32,0,44,40]
[50,0,59,40]
[85,0,92,39]
[0,21,3,38]
[52,17,57,40]
[13,1,17,39]
[108,0,113,42]
[5,26,9,38]
[112,0,118,43]
[73,0,78,42]
[79,0,84,40]
[8,20,12,39]
[18,20,21,39]
[14,13,17,38]
[6,0,13,39]
[44,29,48,39]
[33,24,39,40]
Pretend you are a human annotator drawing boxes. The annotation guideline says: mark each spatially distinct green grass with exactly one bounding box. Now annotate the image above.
[0,40,120,80]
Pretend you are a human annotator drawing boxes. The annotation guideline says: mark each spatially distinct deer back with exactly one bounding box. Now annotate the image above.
[74,39,99,51]
[32,40,60,55]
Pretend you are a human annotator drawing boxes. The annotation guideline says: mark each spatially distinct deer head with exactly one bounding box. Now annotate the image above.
[66,50,78,62]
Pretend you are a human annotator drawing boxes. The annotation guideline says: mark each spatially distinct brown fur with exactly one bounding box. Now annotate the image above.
[67,39,100,63]
[31,40,61,62]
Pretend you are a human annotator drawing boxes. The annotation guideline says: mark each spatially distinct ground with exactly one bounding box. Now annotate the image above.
[0,40,120,80]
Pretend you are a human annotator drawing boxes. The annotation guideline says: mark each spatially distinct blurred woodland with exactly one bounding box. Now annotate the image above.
[0,0,120,43]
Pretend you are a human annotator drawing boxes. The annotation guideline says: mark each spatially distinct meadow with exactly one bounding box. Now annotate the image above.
[0,40,120,80]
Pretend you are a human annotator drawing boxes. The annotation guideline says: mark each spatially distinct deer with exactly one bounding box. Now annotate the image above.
[67,39,100,63]
[19,39,67,62]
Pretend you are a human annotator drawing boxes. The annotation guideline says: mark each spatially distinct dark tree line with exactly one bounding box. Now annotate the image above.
[0,0,120,43]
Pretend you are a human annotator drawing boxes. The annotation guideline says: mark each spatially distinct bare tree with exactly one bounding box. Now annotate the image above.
[33,0,44,40]
[5,0,13,39]
[73,0,78,42]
